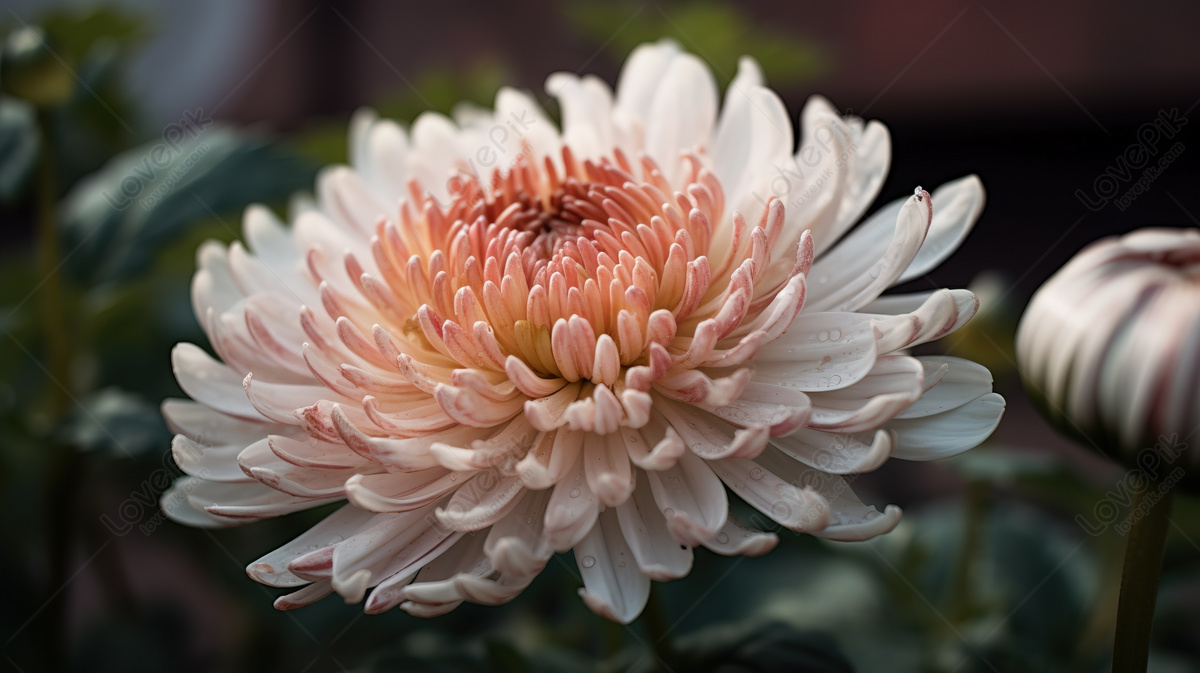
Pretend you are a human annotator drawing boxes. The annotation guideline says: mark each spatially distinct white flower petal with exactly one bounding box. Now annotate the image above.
[896,175,986,283]
[543,448,600,552]
[615,476,693,580]
[249,505,377,588]
[701,516,779,557]
[806,189,932,312]
[806,356,925,433]
[751,312,878,391]
[575,508,650,624]
[895,356,995,419]
[887,392,1006,460]
[171,343,265,421]
[645,449,728,545]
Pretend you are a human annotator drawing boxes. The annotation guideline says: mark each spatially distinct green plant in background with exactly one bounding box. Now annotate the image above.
[3,5,1200,673]
[565,1,825,88]
[294,61,513,168]
[0,9,316,672]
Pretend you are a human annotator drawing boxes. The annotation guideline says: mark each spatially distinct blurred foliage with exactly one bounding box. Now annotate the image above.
[1,27,75,107]
[565,1,824,88]
[0,8,149,188]
[2,4,1200,673]
[293,60,511,169]
[947,271,1020,379]
[58,127,316,283]
[57,386,165,457]
[611,620,854,673]
[0,95,38,202]
[378,60,512,124]
[0,10,317,670]
[37,8,147,58]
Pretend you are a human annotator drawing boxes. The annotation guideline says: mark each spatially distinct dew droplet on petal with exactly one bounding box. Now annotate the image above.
[569,488,581,498]
[582,556,596,568]
[716,532,730,544]
[663,507,675,517]
[749,467,764,480]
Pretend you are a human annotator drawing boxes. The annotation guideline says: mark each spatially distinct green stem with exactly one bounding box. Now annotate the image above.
[1112,475,1173,673]
[34,109,70,414]
[949,479,990,623]
[44,452,80,673]
[34,109,76,673]
[642,584,674,670]
[602,617,623,660]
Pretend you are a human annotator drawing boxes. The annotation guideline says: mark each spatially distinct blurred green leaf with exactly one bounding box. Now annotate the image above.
[486,639,532,673]
[375,60,511,125]
[58,127,316,284]
[1,26,74,107]
[38,7,148,58]
[831,504,1099,673]
[363,627,591,673]
[0,8,148,185]
[613,620,853,673]
[291,120,350,167]
[944,445,1127,527]
[56,386,166,457]
[945,271,1019,380]
[51,37,137,156]
[0,95,38,202]
[566,1,824,88]
[944,445,1063,484]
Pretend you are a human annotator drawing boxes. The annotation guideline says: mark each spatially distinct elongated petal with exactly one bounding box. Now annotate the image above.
[576,509,650,624]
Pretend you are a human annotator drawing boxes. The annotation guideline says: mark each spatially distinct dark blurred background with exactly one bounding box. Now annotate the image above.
[2,1,1200,671]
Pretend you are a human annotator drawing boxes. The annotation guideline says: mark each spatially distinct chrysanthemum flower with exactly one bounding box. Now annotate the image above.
[163,40,1004,623]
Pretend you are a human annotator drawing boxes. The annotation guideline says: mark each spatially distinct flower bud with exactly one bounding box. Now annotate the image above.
[1016,228,1200,481]
[1,26,74,107]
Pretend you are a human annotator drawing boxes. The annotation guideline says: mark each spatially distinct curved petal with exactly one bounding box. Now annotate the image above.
[887,392,1005,460]
[615,477,693,580]
[575,508,650,624]
[806,189,932,312]
[896,175,986,283]
[644,449,728,545]
[805,356,925,433]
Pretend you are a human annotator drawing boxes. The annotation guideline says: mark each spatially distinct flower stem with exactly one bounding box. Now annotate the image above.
[1112,474,1173,673]
[34,108,77,673]
[949,478,990,622]
[35,109,70,415]
[642,584,674,670]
